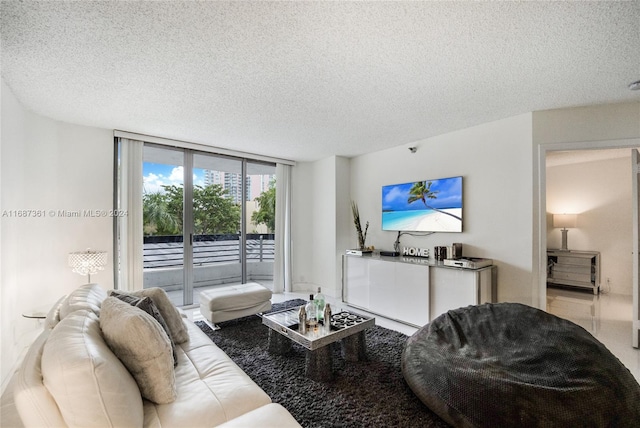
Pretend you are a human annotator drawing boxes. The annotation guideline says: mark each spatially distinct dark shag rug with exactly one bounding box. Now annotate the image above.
[195,299,448,428]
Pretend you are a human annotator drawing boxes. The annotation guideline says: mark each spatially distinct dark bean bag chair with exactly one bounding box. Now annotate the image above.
[401,303,640,427]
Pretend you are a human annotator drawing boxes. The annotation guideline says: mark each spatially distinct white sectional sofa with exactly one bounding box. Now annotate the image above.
[14,284,301,427]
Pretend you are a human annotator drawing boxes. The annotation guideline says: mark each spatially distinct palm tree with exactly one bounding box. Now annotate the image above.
[143,191,180,235]
[407,181,462,221]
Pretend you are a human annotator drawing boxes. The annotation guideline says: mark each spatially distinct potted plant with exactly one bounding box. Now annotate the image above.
[351,201,371,251]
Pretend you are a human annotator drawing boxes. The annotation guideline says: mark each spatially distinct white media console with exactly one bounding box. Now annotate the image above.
[342,254,496,327]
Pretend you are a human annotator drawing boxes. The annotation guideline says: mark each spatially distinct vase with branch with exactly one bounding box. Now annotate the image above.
[351,201,370,251]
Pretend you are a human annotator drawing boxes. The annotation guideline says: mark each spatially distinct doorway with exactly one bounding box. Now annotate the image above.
[539,139,640,349]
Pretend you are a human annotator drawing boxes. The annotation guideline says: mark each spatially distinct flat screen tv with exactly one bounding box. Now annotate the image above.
[382,176,463,232]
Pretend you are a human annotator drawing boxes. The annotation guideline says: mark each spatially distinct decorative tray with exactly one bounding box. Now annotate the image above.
[329,311,368,330]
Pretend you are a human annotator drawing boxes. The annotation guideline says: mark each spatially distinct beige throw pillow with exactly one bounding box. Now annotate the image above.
[100,297,177,404]
[132,288,189,344]
[109,290,178,366]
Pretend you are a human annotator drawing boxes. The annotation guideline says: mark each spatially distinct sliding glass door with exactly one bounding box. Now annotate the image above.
[141,144,276,307]
[142,145,186,306]
[192,153,243,300]
[245,161,276,287]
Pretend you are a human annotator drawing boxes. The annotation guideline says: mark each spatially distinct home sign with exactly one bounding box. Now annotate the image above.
[402,247,429,258]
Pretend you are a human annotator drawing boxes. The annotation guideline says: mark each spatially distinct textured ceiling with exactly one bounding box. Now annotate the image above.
[1,1,639,162]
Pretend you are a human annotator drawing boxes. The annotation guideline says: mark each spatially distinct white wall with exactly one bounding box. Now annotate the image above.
[292,114,535,304]
[349,114,534,304]
[533,103,640,145]
[291,156,350,298]
[547,156,632,295]
[1,80,113,391]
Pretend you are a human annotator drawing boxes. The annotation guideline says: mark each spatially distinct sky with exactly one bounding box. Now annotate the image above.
[143,163,274,200]
[382,176,463,211]
[143,163,204,194]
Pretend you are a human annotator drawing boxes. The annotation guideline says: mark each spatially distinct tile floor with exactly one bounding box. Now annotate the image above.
[2,286,639,427]
[546,286,640,382]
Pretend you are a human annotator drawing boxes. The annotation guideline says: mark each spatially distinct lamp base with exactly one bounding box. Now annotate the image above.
[561,228,569,251]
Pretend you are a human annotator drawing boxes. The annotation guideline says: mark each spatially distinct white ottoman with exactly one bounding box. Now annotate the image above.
[200,282,272,324]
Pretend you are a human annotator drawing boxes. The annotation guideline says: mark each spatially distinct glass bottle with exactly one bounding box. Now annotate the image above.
[323,303,332,333]
[314,287,326,321]
[305,294,317,329]
[298,306,307,334]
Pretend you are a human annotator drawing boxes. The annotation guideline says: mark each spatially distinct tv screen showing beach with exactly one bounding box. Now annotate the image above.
[382,176,462,232]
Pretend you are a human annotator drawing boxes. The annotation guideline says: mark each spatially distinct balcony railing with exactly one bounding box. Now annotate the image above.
[143,234,275,269]
[143,234,275,290]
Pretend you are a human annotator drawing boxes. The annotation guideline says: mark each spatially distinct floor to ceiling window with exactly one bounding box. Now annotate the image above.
[142,144,187,305]
[140,144,276,307]
[244,161,277,284]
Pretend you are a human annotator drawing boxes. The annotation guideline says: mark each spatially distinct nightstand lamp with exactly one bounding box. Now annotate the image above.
[69,249,107,283]
[553,214,577,251]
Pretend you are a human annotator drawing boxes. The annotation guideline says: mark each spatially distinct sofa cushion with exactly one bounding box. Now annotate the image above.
[43,294,67,329]
[41,310,144,427]
[110,290,178,367]
[201,282,273,312]
[58,283,107,319]
[131,288,189,344]
[14,329,67,428]
[100,297,177,404]
[142,321,273,427]
[216,404,302,428]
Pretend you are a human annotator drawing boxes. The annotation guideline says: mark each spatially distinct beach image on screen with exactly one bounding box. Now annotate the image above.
[382,176,462,232]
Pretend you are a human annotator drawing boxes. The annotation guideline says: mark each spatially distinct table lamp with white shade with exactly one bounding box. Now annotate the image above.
[68,249,107,283]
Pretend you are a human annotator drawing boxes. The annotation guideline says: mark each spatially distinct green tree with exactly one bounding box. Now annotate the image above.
[407,181,462,221]
[251,181,276,232]
[142,184,241,236]
[143,191,180,235]
[162,184,184,232]
[193,184,241,234]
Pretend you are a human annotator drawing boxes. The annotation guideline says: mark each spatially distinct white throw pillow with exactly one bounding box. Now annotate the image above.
[41,310,144,427]
[100,297,177,404]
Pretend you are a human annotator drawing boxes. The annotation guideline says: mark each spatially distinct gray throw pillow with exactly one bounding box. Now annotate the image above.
[131,288,189,344]
[100,297,177,404]
[109,290,178,367]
